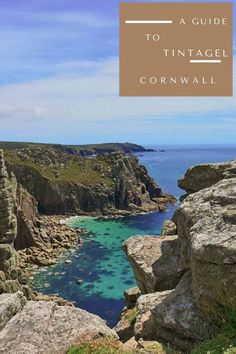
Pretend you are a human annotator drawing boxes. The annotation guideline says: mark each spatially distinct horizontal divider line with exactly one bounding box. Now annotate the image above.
[125,20,173,24]
[190,60,222,64]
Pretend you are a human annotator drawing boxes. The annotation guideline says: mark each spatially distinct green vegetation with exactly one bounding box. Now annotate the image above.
[190,331,236,354]
[67,309,236,354]
[67,344,131,354]
[67,339,133,354]
[67,143,146,155]
[67,340,179,354]
[1,141,144,187]
[191,309,236,354]
[4,150,114,186]
[126,308,138,325]
[0,141,145,155]
[56,159,112,185]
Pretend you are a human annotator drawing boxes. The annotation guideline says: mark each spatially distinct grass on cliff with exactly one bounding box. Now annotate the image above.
[67,339,133,354]
[5,152,113,186]
[67,344,132,354]
[114,308,138,329]
[67,338,180,354]
[125,308,138,325]
[67,309,236,354]
[191,309,236,354]
[191,331,236,354]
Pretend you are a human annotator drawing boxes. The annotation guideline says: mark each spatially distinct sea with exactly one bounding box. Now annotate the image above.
[31,144,236,327]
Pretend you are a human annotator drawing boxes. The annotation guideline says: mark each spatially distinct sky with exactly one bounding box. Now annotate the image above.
[0,0,235,145]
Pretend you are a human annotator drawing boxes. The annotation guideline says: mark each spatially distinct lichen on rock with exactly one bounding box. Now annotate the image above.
[0,292,117,354]
[123,235,184,293]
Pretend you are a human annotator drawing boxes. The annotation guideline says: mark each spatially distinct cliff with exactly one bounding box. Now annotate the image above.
[0,147,172,353]
[0,149,122,353]
[178,160,236,193]
[4,147,173,215]
[122,160,236,352]
[0,150,23,294]
[0,141,154,156]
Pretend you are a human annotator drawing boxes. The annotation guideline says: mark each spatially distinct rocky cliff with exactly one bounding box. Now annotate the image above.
[122,160,236,352]
[5,147,173,215]
[0,149,123,353]
[0,150,24,294]
[178,160,236,193]
[0,149,81,272]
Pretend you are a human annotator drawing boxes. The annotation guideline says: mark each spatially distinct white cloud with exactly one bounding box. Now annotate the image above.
[0,56,235,140]
[35,11,114,28]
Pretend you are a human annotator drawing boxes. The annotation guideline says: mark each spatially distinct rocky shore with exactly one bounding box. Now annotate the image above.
[18,215,80,269]
[2,144,235,353]
[116,160,236,353]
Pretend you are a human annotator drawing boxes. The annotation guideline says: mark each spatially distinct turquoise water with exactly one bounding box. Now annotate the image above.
[32,208,175,326]
[32,145,236,326]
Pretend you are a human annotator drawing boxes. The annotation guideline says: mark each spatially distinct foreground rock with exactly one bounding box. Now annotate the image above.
[173,177,236,318]
[123,159,236,351]
[123,235,184,293]
[0,292,117,354]
[0,291,26,330]
[134,273,216,351]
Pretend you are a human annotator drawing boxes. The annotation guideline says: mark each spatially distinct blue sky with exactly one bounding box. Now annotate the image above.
[0,0,235,145]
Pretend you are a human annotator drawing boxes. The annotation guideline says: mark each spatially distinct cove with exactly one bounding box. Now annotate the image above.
[31,145,236,327]
[31,208,176,327]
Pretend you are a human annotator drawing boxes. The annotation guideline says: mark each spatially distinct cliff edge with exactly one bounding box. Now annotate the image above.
[4,146,174,215]
[122,160,236,352]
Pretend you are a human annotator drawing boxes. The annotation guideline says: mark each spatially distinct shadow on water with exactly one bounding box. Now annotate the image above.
[32,145,236,327]
[31,207,177,327]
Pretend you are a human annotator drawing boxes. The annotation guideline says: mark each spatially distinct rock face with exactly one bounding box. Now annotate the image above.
[160,220,177,236]
[114,288,141,342]
[0,291,26,330]
[173,177,236,318]
[123,235,184,293]
[0,151,77,292]
[114,308,136,342]
[0,150,22,294]
[134,273,216,351]
[0,292,117,354]
[0,150,17,244]
[14,183,40,250]
[123,160,236,351]
[178,160,236,193]
[124,287,141,309]
[5,148,174,215]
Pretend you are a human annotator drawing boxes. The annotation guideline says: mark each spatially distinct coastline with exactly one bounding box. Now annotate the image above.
[19,215,81,272]
[1,146,236,352]
[20,193,176,277]
[20,194,177,315]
